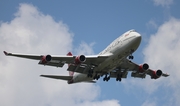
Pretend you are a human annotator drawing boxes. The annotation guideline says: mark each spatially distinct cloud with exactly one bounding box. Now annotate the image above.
[143,17,180,105]
[152,0,173,7]
[122,17,180,106]
[146,20,158,30]
[74,41,95,55]
[141,100,157,106]
[78,100,120,106]
[143,17,180,82]
[0,3,121,106]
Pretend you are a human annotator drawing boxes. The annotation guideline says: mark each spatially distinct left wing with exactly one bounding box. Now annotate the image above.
[3,51,111,68]
[113,58,169,79]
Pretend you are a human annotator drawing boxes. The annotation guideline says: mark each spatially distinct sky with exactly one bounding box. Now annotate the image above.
[0,0,180,106]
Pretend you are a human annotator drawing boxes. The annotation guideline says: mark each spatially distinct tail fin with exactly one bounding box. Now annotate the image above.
[67,52,74,76]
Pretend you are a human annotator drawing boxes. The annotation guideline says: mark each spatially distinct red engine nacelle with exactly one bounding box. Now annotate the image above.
[151,70,162,79]
[138,63,149,73]
[75,55,86,64]
[39,55,52,64]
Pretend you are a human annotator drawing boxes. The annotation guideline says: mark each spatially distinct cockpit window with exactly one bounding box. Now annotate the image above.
[129,29,136,32]
[124,29,136,37]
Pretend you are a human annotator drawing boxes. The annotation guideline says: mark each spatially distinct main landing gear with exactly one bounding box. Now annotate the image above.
[103,74,110,81]
[116,74,122,82]
[87,69,93,78]
[93,74,100,80]
[87,69,122,82]
[87,69,100,80]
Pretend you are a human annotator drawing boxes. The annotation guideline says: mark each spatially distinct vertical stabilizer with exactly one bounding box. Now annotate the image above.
[67,52,74,76]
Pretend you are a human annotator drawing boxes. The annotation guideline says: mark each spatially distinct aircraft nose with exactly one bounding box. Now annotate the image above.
[134,32,141,43]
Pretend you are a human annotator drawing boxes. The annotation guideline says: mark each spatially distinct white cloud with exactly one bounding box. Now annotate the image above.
[141,100,157,106]
[78,100,120,106]
[74,41,95,55]
[144,17,180,82]
[146,20,158,30]
[143,17,180,105]
[124,17,180,105]
[152,0,173,7]
[0,3,120,106]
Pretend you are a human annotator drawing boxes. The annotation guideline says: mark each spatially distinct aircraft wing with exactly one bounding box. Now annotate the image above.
[116,58,169,79]
[3,51,112,68]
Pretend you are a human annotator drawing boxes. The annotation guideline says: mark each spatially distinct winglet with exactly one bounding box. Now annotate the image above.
[162,73,170,77]
[3,51,9,56]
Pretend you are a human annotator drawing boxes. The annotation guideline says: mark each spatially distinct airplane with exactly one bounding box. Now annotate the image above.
[3,29,169,84]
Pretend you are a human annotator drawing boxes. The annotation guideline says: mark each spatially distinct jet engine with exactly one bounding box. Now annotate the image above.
[138,63,149,73]
[151,70,162,79]
[39,55,52,64]
[75,55,86,64]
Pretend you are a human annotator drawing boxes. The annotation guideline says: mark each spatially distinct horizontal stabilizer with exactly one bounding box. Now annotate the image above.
[40,75,73,81]
[84,81,96,83]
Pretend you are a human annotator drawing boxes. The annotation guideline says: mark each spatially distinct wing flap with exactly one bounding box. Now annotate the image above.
[39,60,65,67]
[67,64,89,74]
[110,71,128,78]
[131,72,146,78]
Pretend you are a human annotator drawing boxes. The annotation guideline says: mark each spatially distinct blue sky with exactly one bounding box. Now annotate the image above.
[0,0,180,106]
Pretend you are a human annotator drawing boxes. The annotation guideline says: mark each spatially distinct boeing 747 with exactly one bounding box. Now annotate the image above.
[3,29,169,84]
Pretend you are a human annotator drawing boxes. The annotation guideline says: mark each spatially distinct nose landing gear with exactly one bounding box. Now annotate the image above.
[128,49,134,60]
[128,55,134,59]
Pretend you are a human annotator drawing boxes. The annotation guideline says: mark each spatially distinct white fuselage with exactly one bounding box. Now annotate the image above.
[71,30,141,83]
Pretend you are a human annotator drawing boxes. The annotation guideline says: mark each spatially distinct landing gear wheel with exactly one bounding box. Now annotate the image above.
[103,74,110,82]
[116,74,122,82]
[116,77,122,82]
[116,78,118,81]
[97,75,100,80]
[119,78,121,82]
[129,55,134,60]
[93,74,100,80]
[106,76,110,81]
[132,56,134,59]
[103,77,106,81]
